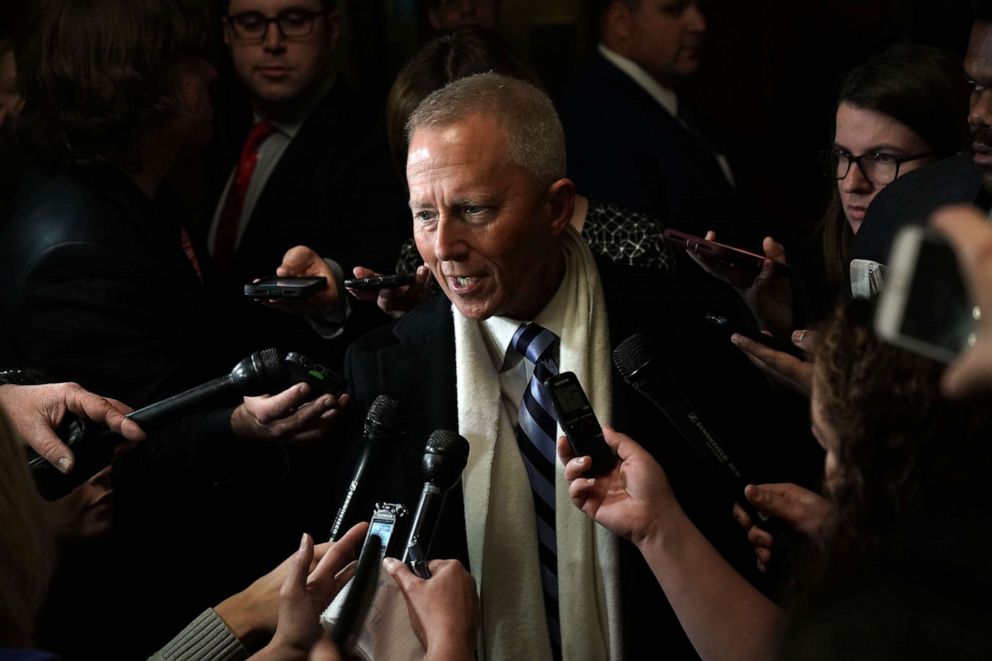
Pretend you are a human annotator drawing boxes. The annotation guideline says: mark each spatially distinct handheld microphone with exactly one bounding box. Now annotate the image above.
[328,395,406,541]
[612,334,774,528]
[126,348,286,430]
[402,430,469,578]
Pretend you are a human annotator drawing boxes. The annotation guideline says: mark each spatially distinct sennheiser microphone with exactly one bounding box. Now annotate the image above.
[402,430,470,578]
[613,334,774,527]
[328,395,406,541]
[126,348,346,431]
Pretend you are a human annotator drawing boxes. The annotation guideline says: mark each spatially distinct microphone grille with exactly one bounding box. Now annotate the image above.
[367,395,406,433]
[612,334,655,383]
[255,348,286,380]
[424,430,470,487]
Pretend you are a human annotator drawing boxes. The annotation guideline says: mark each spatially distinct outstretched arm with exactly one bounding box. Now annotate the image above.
[560,427,787,661]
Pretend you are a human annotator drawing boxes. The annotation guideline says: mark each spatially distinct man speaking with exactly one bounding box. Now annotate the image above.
[344,73,784,661]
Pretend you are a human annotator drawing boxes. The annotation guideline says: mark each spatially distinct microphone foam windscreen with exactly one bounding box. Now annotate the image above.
[423,430,470,487]
[367,395,406,434]
[612,334,655,381]
[255,347,287,380]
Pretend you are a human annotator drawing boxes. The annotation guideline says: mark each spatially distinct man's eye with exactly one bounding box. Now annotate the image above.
[413,210,437,223]
[279,10,309,27]
[967,75,986,95]
[235,12,264,28]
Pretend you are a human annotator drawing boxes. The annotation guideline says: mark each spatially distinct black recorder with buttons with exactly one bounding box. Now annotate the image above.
[544,372,617,476]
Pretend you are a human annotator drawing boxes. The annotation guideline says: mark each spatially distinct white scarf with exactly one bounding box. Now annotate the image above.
[454,228,623,661]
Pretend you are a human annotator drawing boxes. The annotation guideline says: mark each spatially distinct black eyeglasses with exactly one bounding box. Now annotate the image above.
[817,147,932,185]
[224,8,327,42]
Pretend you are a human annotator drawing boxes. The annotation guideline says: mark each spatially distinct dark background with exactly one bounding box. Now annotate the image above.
[1,0,976,233]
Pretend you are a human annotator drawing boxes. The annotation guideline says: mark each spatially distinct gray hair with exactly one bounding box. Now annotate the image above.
[406,72,566,186]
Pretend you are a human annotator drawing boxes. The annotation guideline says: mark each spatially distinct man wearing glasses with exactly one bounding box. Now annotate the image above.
[213,0,409,368]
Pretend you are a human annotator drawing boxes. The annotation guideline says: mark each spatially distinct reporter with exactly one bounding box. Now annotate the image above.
[561,299,992,660]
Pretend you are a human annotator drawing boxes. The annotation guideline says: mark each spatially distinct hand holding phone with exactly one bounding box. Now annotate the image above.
[876,225,980,364]
[664,228,792,276]
[544,372,617,476]
[244,276,327,299]
[705,313,806,359]
[344,273,417,290]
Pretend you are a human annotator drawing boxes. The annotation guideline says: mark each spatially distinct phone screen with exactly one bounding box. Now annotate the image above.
[900,239,978,357]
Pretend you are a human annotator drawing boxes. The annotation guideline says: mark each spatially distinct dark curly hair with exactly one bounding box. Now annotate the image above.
[810,299,992,575]
[14,0,209,168]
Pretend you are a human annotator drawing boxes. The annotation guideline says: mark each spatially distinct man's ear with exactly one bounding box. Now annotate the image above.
[603,1,632,48]
[546,178,576,238]
[324,10,342,50]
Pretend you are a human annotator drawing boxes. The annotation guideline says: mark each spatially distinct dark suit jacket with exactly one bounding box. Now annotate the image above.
[855,154,988,264]
[0,164,295,659]
[213,81,411,369]
[559,52,753,247]
[340,256,812,659]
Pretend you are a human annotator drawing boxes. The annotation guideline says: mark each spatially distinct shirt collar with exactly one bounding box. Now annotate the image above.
[479,252,571,372]
[598,43,678,118]
[253,72,337,138]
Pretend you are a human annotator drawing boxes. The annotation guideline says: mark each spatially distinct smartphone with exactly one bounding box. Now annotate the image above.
[875,225,979,363]
[543,372,617,476]
[285,351,348,396]
[244,276,327,299]
[704,313,806,359]
[362,502,407,560]
[663,229,792,276]
[344,273,416,290]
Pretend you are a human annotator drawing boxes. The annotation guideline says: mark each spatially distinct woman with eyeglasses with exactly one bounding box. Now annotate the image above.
[690,44,967,396]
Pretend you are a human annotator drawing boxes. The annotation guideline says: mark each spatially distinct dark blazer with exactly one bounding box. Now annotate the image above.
[213,81,411,368]
[559,52,753,246]
[0,164,230,404]
[0,164,295,660]
[855,154,988,264]
[340,257,810,659]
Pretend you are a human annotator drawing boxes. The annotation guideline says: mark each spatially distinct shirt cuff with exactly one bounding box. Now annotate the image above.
[306,258,350,340]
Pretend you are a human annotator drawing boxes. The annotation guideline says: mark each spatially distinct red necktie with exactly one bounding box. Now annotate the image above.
[213,121,274,271]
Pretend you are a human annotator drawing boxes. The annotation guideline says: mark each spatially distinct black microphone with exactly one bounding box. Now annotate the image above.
[612,334,775,528]
[126,348,287,431]
[402,430,470,578]
[328,395,406,541]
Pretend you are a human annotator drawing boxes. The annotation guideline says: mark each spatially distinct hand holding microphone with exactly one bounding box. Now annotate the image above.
[402,430,470,579]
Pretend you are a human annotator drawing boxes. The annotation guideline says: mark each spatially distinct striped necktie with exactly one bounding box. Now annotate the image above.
[511,321,562,660]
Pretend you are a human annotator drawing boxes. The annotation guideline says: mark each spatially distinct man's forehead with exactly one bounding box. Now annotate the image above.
[967,22,992,68]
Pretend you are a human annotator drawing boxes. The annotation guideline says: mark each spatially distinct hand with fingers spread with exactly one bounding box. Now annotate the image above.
[558,426,676,548]
[347,265,433,319]
[232,383,349,442]
[256,245,341,315]
[687,231,794,337]
[731,330,816,398]
[221,522,368,654]
[732,483,832,573]
[0,382,146,473]
[382,557,479,661]
[931,205,992,399]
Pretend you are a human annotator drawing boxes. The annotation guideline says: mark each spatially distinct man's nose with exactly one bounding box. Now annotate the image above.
[262,21,285,51]
[970,89,992,132]
[686,3,706,32]
[434,216,469,262]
